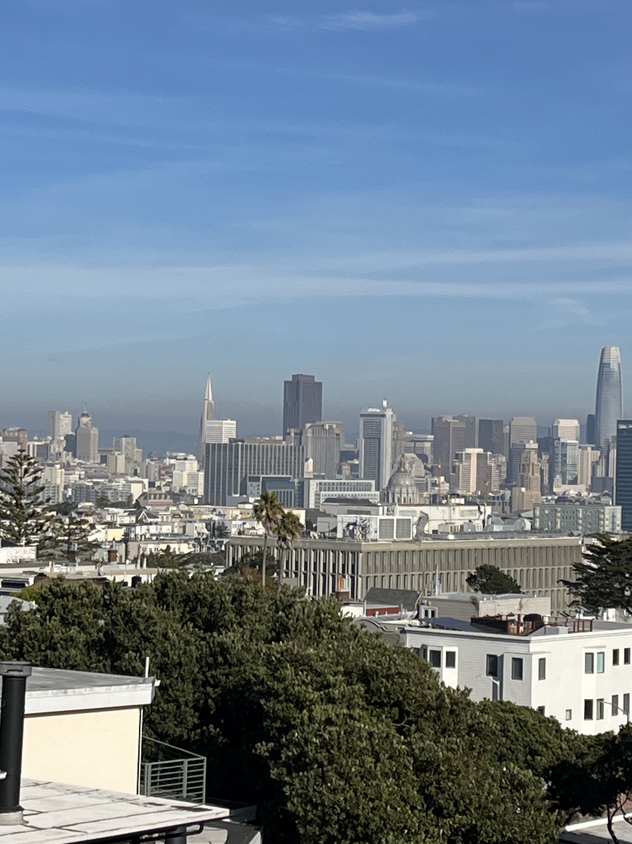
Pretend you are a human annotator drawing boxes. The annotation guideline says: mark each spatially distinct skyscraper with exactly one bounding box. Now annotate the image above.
[303,421,344,478]
[47,410,72,441]
[552,419,581,441]
[75,413,99,463]
[196,374,216,464]
[478,419,504,456]
[283,374,323,435]
[359,403,395,490]
[455,415,478,448]
[615,420,632,531]
[595,346,622,452]
[431,417,466,474]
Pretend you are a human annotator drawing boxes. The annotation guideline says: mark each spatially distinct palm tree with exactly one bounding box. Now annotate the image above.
[276,511,303,595]
[253,491,283,587]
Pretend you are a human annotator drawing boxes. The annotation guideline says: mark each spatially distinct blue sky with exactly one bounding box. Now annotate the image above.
[1,0,631,438]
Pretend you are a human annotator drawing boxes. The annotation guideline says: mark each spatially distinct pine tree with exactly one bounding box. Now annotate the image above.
[0,450,55,546]
[39,510,98,562]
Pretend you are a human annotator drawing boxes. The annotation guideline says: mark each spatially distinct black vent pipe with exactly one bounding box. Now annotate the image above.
[0,662,32,824]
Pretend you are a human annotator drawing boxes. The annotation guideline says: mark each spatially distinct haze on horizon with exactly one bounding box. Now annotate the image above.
[1,0,631,438]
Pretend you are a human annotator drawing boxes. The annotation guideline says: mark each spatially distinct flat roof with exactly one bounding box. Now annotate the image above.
[0,779,250,844]
[1,668,156,715]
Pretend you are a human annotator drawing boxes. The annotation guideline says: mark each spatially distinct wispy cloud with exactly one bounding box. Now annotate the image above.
[320,11,425,31]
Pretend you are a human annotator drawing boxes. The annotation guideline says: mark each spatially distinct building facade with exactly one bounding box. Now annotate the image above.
[359,404,395,491]
[478,419,504,456]
[303,421,344,478]
[75,413,99,463]
[595,346,622,453]
[615,420,632,531]
[432,417,467,474]
[205,440,305,505]
[398,618,632,735]
[283,374,323,434]
[534,501,621,534]
[227,533,582,611]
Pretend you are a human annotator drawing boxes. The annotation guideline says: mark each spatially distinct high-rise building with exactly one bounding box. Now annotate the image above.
[586,414,596,446]
[595,346,622,452]
[431,417,466,473]
[75,413,99,463]
[47,410,73,441]
[1,428,28,450]
[454,448,484,494]
[552,419,581,441]
[455,415,478,448]
[359,404,395,491]
[578,445,600,488]
[204,419,237,444]
[303,421,344,478]
[511,443,541,511]
[478,419,504,456]
[551,439,579,490]
[508,417,538,484]
[403,433,434,464]
[204,440,305,505]
[615,420,632,531]
[196,374,216,464]
[509,416,538,446]
[283,374,323,435]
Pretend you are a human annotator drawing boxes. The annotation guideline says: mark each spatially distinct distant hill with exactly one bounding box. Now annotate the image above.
[99,430,197,456]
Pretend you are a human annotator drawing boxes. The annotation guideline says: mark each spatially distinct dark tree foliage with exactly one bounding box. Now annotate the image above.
[0,573,568,844]
[561,534,632,615]
[549,726,632,844]
[466,564,522,594]
[0,450,55,546]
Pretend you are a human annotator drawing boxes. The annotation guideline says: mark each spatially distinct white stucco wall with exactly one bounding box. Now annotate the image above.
[22,707,141,794]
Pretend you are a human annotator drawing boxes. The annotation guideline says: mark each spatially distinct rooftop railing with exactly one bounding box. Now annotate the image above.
[139,737,206,805]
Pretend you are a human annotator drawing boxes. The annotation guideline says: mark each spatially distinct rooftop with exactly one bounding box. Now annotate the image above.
[0,778,254,844]
[2,667,156,715]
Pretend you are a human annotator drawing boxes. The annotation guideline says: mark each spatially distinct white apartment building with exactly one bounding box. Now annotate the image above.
[399,617,632,735]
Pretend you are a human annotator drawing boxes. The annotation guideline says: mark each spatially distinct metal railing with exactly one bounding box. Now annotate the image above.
[139,737,206,804]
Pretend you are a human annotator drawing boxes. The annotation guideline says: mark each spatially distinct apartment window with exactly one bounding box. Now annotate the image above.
[624,694,630,716]
[511,657,524,681]
[625,648,631,665]
[612,695,619,717]
[585,653,595,674]
[597,652,605,674]
[584,699,594,720]
[428,650,441,669]
[486,655,499,677]
[597,699,605,720]
[565,709,572,721]
[538,658,546,681]
[613,649,620,666]
[445,651,456,669]
[537,706,546,716]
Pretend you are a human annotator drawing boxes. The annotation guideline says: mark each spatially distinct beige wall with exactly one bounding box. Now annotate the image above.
[22,707,141,794]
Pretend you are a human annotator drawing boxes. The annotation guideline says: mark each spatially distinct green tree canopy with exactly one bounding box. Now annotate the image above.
[466,564,522,594]
[561,534,632,615]
[0,450,55,546]
[0,572,571,844]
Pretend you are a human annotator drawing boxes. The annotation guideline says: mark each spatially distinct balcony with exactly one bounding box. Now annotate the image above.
[139,737,207,804]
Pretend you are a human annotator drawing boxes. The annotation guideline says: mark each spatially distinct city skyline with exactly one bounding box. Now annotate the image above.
[4,346,625,446]
[1,2,631,431]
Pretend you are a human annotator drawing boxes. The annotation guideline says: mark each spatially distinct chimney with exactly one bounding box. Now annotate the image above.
[108,548,117,563]
[0,662,32,824]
